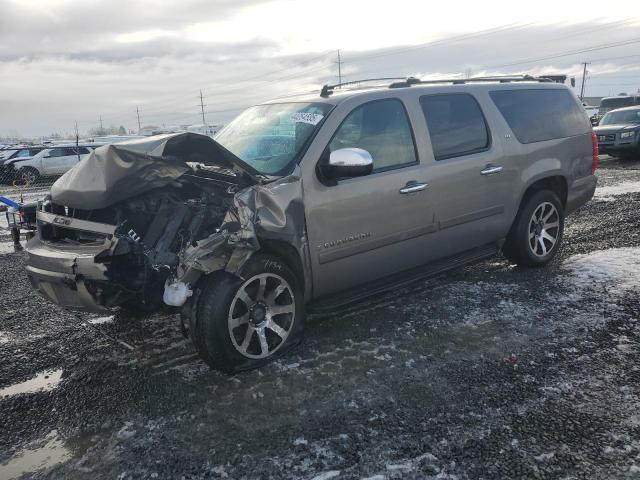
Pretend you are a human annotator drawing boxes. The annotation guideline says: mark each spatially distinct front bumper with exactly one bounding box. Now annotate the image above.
[25,234,114,313]
[597,135,639,155]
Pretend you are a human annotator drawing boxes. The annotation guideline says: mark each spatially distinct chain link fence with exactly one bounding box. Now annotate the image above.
[0,147,61,251]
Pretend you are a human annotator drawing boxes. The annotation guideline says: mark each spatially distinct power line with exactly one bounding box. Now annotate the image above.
[485,36,640,70]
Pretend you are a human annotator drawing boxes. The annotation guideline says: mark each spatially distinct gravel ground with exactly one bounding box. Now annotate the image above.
[1,157,640,480]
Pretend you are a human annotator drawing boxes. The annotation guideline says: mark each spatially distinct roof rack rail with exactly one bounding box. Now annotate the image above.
[319,74,555,96]
[320,77,408,97]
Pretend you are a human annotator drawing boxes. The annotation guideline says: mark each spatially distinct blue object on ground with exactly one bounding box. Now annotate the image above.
[0,196,21,209]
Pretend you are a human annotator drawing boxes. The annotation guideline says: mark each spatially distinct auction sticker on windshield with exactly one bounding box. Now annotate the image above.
[290,112,324,125]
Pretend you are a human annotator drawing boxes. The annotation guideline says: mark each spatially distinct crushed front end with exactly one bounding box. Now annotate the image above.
[25,133,262,312]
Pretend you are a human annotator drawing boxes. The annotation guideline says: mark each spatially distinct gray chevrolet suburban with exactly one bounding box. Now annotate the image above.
[25,75,598,372]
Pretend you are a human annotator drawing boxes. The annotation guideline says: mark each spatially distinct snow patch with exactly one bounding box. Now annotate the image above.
[0,241,18,254]
[87,315,115,325]
[310,471,341,480]
[595,181,640,200]
[0,369,63,398]
[564,247,640,292]
[0,430,70,480]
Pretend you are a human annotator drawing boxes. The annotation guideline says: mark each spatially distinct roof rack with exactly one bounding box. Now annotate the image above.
[319,74,555,97]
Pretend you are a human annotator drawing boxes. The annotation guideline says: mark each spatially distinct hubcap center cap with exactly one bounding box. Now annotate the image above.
[535,223,543,236]
[250,303,268,327]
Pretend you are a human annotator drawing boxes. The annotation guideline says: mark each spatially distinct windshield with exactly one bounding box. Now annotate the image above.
[215,102,333,175]
[600,110,640,126]
[0,149,17,160]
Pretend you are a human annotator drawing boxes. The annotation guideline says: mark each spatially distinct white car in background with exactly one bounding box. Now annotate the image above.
[6,144,100,184]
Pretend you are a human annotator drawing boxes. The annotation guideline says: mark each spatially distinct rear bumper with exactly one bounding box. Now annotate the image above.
[25,236,113,312]
[566,175,597,215]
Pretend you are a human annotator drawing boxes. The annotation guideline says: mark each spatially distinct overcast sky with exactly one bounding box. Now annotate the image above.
[1,0,639,137]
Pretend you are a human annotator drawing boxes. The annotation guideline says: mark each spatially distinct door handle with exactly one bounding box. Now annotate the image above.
[399,181,428,194]
[480,164,503,176]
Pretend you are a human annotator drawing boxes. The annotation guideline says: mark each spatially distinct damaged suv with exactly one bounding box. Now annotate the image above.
[26,76,597,372]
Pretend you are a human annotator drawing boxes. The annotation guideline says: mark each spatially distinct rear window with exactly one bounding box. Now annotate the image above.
[490,89,589,144]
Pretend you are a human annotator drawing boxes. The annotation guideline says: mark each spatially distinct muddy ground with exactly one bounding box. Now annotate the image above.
[1,157,640,480]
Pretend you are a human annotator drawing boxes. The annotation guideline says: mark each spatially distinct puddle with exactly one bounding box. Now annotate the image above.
[0,369,63,398]
[87,315,114,325]
[0,430,71,480]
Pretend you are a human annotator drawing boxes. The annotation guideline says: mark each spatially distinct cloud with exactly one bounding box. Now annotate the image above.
[0,0,639,137]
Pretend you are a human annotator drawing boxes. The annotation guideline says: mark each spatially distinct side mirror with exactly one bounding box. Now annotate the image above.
[322,148,373,179]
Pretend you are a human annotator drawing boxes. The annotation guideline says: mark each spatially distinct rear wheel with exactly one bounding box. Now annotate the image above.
[502,190,564,267]
[192,254,304,373]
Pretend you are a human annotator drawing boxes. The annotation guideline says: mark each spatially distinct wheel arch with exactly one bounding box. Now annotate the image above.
[254,239,309,302]
[508,174,568,235]
[519,174,568,211]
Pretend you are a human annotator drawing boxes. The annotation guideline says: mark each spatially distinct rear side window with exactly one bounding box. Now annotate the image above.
[420,94,490,160]
[490,89,589,144]
[329,99,417,172]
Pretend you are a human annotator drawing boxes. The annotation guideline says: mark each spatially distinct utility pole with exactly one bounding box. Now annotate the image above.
[336,50,343,84]
[74,121,80,161]
[99,115,104,134]
[579,62,590,100]
[136,106,142,132]
[199,90,206,125]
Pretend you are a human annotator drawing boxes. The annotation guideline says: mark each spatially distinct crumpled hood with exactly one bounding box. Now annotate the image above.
[50,132,261,210]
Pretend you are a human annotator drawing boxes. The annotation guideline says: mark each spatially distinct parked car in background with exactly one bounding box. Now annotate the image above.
[0,147,45,183]
[26,76,597,372]
[3,144,99,184]
[595,95,640,124]
[594,106,640,159]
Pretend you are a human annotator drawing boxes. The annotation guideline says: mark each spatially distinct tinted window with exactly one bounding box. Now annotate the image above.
[16,149,33,158]
[329,99,416,171]
[420,94,489,160]
[490,89,589,144]
[77,147,91,154]
[47,148,66,157]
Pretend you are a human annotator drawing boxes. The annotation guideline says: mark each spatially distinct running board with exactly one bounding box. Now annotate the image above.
[307,244,498,314]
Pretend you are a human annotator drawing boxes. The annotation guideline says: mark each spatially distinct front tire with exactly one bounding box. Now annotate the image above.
[192,254,304,373]
[502,190,564,267]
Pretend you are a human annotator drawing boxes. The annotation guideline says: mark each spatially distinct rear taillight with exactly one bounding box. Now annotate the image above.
[591,132,599,174]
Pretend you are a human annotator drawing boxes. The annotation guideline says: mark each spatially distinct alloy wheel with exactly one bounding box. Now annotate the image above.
[528,202,560,257]
[228,273,295,359]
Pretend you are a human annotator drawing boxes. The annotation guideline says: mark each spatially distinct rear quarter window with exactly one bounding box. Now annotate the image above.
[490,89,590,144]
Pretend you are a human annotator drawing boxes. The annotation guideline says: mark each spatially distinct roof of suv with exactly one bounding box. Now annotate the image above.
[262,76,570,107]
